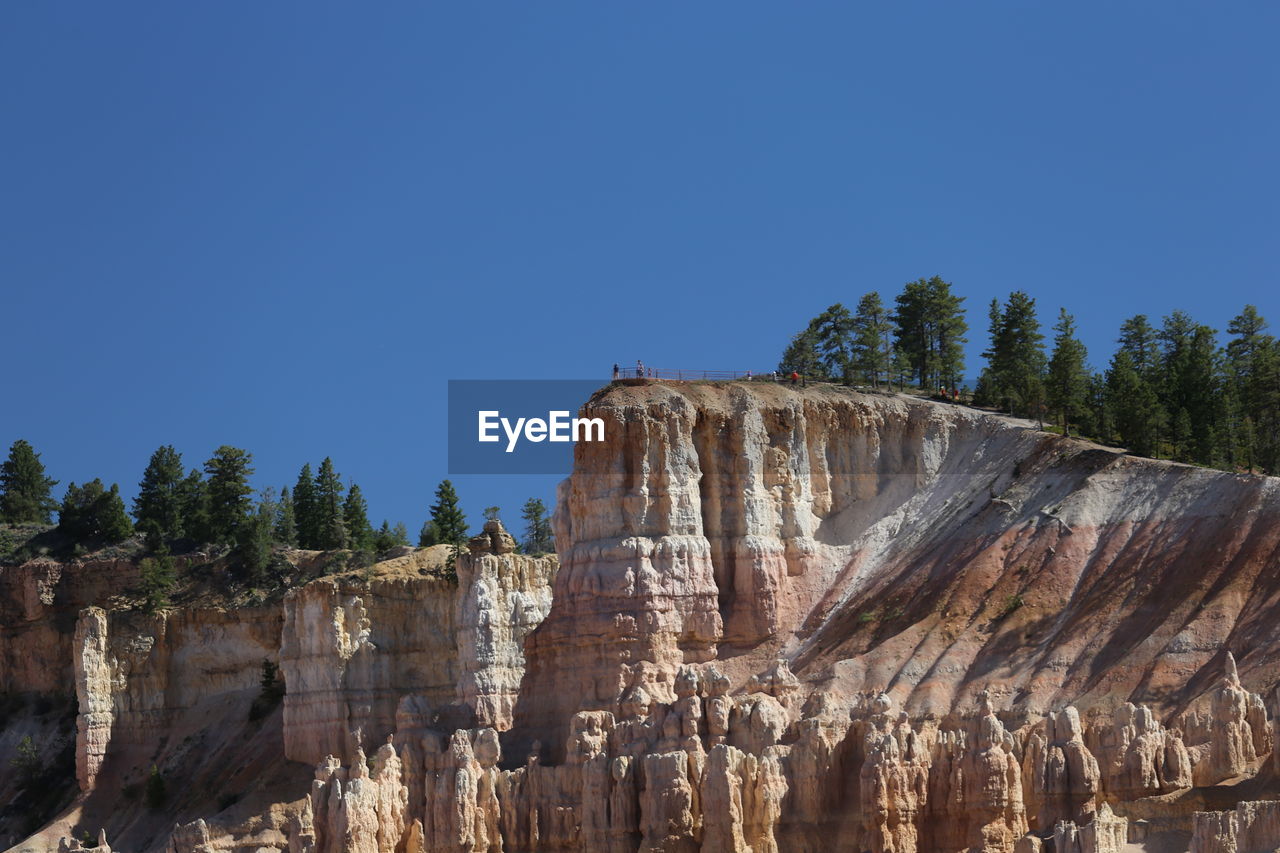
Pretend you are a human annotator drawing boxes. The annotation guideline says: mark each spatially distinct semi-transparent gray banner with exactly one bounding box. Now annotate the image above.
[448,379,606,474]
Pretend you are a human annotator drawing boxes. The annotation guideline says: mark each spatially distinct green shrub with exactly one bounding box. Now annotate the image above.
[145,764,166,809]
[9,735,42,789]
[248,658,285,721]
[140,549,177,613]
[1000,594,1024,617]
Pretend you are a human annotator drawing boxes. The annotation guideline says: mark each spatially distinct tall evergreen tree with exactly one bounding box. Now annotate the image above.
[892,276,967,391]
[983,291,1047,420]
[851,292,893,387]
[777,325,824,379]
[203,446,254,545]
[391,521,409,546]
[1253,341,1280,473]
[1082,371,1109,441]
[423,480,468,573]
[1047,308,1089,436]
[59,479,133,544]
[1226,306,1278,472]
[973,298,1006,407]
[372,520,396,552]
[274,485,298,546]
[1106,350,1163,457]
[238,493,275,586]
[1217,382,1246,472]
[1118,315,1161,377]
[1158,311,1219,464]
[133,445,186,541]
[521,497,554,555]
[312,458,347,550]
[343,483,373,551]
[292,464,318,549]
[139,546,176,613]
[0,439,58,524]
[811,304,856,382]
[177,468,208,543]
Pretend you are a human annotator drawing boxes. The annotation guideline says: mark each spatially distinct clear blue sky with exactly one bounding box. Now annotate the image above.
[2,4,1277,535]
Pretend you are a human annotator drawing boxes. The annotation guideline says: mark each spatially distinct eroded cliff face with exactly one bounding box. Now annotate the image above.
[280,540,557,766]
[8,383,1280,853]
[0,529,556,853]
[269,383,1280,853]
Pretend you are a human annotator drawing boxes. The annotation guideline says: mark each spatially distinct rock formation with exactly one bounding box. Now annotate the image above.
[1047,802,1127,853]
[10,382,1280,852]
[72,607,115,792]
[1024,706,1099,831]
[281,542,556,765]
[1192,800,1280,852]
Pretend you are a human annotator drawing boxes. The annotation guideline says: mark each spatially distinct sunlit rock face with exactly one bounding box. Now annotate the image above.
[15,383,1280,853]
[501,382,1280,850]
[280,538,558,765]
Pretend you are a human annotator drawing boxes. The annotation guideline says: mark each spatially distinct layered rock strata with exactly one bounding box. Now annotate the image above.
[12,382,1280,852]
[280,535,557,765]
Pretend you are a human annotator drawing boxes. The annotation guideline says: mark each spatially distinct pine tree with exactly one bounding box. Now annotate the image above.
[0,439,58,524]
[343,484,373,551]
[933,278,969,391]
[1217,382,1245,471]
[778,326,824,379]
[483,506,501,522]
[292,464,318,549]
[177,468,208,543]
[973,298,1006,408]
[1172,407,1193,461]
[60,479,101,541]
[391,521,409,546]
[312,458,347,550]
[851,292,892,387]
[984,291,1046,419]
[133,445,186,541]
[892,277,967,391]
[1226,306,1278,473]
[10,735,41,790]
[101,483,133,542]
[59,479,133,545]
[1106,350,1163,457]
[140,545,177,613]
[424,480,468,573]
[373,520,395,552]
[521,497,554,555]
[203,447,254,545]
[812,304,856,383]
[418,519,440,547]
[1082,371,1109,441]
[274,485,298,546]
[372,520,412,552]
[238,494,275,586]
[1047,308,1089,436]
[1118,315,1161,377]
[1253,341,1280,473]
[1158,312,1220,464]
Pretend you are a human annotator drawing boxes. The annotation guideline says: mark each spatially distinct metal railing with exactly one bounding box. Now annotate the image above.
[613,367,786,381]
